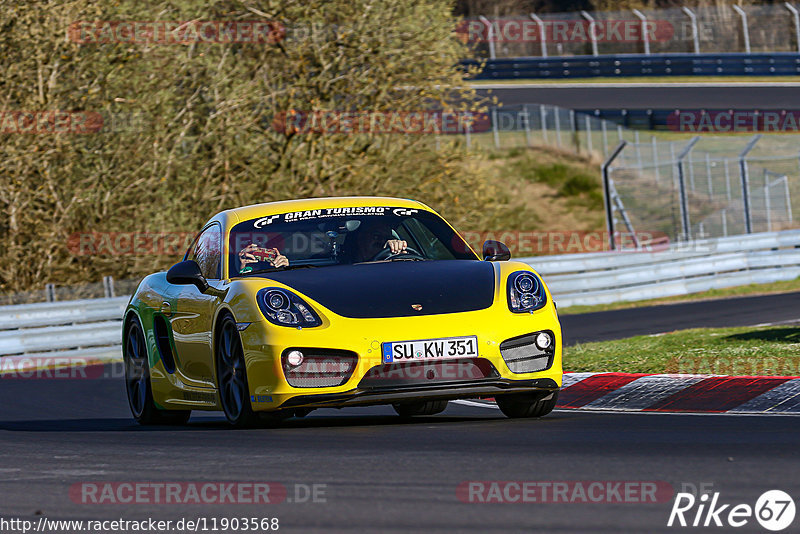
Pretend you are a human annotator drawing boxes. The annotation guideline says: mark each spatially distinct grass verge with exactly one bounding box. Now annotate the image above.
[473,146,606,242]
[558,277,800,315]
[565,324,800,376]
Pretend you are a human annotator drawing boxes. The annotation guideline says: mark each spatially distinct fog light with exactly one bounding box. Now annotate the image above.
[535,332,552,350]
[286,350,304,367]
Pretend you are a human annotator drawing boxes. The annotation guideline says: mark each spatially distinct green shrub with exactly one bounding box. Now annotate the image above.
[0,0,509,291]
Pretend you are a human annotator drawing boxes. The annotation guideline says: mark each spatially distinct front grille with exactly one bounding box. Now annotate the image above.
[499,332,554,374]
[281,348,358,388]
[358,358,498,389]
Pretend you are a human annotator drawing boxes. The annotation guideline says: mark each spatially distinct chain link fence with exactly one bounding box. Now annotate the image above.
[469,3,800,58]
[468,104,800,248]
[465,104,636,158]
[606,135,799,247]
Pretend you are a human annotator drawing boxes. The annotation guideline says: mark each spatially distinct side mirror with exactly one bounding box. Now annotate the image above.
[482,240,511,261]
[166,260,209,293]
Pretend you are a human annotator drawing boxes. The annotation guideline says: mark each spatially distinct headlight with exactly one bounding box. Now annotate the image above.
[507,271,547,313]
[257,288,322,327]
[267,290,288,310]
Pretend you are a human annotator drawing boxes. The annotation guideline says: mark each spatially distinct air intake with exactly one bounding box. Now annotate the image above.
[281,348,358,388]
[499,331,555,374]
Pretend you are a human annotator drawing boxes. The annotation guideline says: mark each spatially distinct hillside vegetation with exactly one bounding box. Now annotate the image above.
[0,1,605,292]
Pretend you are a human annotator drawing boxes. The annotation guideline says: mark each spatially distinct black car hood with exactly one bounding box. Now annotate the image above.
[262,260,496,318]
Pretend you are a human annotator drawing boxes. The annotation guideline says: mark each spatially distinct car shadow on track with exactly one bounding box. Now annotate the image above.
[0,410,570,432]
[725,326,800,343]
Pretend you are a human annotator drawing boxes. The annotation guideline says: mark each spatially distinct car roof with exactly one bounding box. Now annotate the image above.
[218,196,431,225]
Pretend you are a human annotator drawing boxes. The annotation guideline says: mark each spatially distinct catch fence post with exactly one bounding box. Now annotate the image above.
[602,141,628,251]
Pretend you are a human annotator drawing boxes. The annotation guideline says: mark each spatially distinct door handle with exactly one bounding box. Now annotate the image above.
[160,301,172,317]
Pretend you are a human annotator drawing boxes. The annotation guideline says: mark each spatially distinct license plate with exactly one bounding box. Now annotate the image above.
[382,336,479,363]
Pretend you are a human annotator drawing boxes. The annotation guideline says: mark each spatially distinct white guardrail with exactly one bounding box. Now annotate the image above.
[0,229,799,357]
[522,229,800,308]
[0,297,128,359]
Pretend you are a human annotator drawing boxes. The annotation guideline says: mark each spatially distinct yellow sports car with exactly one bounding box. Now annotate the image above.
[123,197,562,426]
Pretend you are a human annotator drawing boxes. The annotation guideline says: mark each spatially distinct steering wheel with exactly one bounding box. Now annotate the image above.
[372,245,425,262]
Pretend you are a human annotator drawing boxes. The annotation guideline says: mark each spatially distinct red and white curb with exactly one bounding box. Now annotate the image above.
[558,372,800,414]
[457,372,800,415]
[3,356,800,414]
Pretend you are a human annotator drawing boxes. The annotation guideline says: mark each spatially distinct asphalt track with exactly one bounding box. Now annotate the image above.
[560,290,800,345]
[2,292,800,532]
[2,376,800,533]
[475,83,800,110]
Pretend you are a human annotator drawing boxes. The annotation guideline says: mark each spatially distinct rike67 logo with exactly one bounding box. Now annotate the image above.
[668,489,795,531]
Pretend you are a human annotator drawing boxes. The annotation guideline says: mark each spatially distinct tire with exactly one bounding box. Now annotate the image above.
[216,314,260,428]
[124,317,191,425]
[393,400,448,417]
[496,391,559,419]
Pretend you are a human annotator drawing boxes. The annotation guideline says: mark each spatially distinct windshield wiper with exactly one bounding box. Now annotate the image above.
[354,257,429,265]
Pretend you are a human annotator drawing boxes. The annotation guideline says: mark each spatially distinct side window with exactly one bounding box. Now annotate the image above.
[188,225,222,279]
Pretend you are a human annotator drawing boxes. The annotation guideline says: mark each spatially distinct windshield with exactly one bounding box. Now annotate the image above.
[229,206,477,276]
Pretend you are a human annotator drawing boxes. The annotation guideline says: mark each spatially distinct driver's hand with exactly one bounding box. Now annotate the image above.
[273,254,290,268]
[385,239,408,254]
[238,245,290,270]
[238,244,259,270]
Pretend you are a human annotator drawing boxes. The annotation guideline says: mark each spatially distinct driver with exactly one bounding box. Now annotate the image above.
[236,219,408,271]
[354,220,408,262]
[238,243,290,273]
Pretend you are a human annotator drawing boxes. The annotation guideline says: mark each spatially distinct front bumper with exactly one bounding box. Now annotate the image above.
[239,300,563,412]
[279,377,559,409]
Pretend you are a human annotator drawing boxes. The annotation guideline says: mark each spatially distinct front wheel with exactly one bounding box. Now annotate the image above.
[124,317,190,425]
[216,314,259,428]
[496,391,558,419]
[393,400,448,417]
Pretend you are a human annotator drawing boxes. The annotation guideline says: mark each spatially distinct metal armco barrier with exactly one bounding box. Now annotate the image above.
[0,297,127,358]
[0,321,122,355]
[522,229,800,307]
[0,229,798,358]
[0,297,128,330]
[463,53,800,79]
